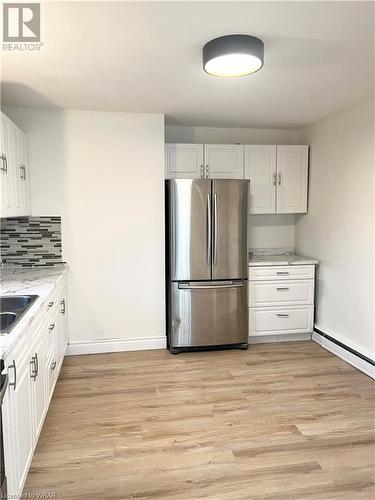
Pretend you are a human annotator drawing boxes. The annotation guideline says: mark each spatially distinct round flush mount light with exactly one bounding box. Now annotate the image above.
[203,34,264,77]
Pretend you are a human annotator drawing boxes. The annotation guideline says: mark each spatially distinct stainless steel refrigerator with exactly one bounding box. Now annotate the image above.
[166,179,249,353]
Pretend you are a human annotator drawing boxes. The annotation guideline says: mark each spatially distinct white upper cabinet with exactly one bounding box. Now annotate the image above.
[204,144,244,179]
[244,145,276,214]
[0,112,32,217]
[276,146,308,213]
[165,143,204,179]
[165,142,309,213]
[245,144,308,214]
[1,113,15,214]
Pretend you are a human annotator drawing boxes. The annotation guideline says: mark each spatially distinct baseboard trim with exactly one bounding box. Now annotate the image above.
[66,336,167,356]
[248,333,311,344]
[312,331,375,379]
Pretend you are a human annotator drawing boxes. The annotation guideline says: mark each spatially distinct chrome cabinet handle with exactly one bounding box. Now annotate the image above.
[200,164,204,178]
[276,313,289,318]
[278,172,281,185]
[49,323,55,332]
[206,194,211,266]
[213,193,218,266]
[51,361,57,371]
[35,352,39,376]
[47,301,54,308]
[9,360,16,390]
[30,355,37,380]
[20,164,27,180]
[276,287,289,291]
[0,154,8,173]
[205,165,209,178]
[61,298,66,315]
[273,172,277,186]
[276,271,289,275]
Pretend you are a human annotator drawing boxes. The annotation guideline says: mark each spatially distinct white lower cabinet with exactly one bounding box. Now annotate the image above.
[249,265,315,338]
[249,305,314,336]
[3,352,34,497]
[3,278,67,499]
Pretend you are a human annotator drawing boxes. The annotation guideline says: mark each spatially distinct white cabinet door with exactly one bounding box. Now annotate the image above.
[0,113,16,216]
[57,294,68,369]
[244,145,276,214]
[15,127,31,215]
[4,356,34,497]
[205,144,244,179]
[276,146,308,213]
[165,143,204,178]
[30,333,46,442]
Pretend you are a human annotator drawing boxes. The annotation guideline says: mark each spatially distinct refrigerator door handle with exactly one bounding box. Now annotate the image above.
[178,282,244,290]
[213,192,218,266]
[207,193,211,266]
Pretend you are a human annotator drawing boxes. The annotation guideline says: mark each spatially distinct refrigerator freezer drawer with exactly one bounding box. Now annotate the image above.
[249,305,314,336]
[170,281,248,347]
[248,280,314,307]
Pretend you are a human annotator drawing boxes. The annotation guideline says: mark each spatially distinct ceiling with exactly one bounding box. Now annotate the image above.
[1,1,374,129]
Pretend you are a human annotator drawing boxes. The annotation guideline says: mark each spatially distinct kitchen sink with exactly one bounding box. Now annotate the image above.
[0,312,17,331]
[0,295,39,335]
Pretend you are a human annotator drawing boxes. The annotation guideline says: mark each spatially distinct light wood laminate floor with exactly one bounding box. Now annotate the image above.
[24,341,375,500]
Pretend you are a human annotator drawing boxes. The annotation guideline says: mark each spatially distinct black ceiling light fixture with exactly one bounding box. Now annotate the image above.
[203,34,264,77]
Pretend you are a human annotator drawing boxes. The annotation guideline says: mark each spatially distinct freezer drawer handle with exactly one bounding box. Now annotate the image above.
[178,282,244,290]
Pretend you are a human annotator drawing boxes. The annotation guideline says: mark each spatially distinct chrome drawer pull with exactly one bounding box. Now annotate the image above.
[9,360,16,390]
[276,272,289,275]
[47,301,54,308]
[276,287,289,291]
[51,361,57,371]
[30,355,37,380]
[49,323,55,332]
[276,313,289,318]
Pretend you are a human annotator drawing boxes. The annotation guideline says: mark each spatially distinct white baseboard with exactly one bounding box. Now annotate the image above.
[66,336,167,355]
[248,333,311,344]
[312,332,375,379]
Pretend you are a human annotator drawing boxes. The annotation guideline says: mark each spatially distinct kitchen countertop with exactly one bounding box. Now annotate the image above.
[249,251,318,266]
[0,264,68,358]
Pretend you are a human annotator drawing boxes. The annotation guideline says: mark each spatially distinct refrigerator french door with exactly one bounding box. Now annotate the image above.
[166,179,249,352]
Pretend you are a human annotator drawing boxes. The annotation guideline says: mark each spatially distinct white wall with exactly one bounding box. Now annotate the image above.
[5,107,166,351]
[250,215,295,251]
[165,125,300,145]
[295,99,374,359]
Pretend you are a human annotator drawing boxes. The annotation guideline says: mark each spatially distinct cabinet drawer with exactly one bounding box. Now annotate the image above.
[249,280,314,307]
[249,265,315,281]
[249,306,314,336]
[46,349,58,402]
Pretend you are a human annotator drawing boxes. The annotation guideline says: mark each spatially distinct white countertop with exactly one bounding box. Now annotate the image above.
[249,250,318,267]
[0,265,68,358]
